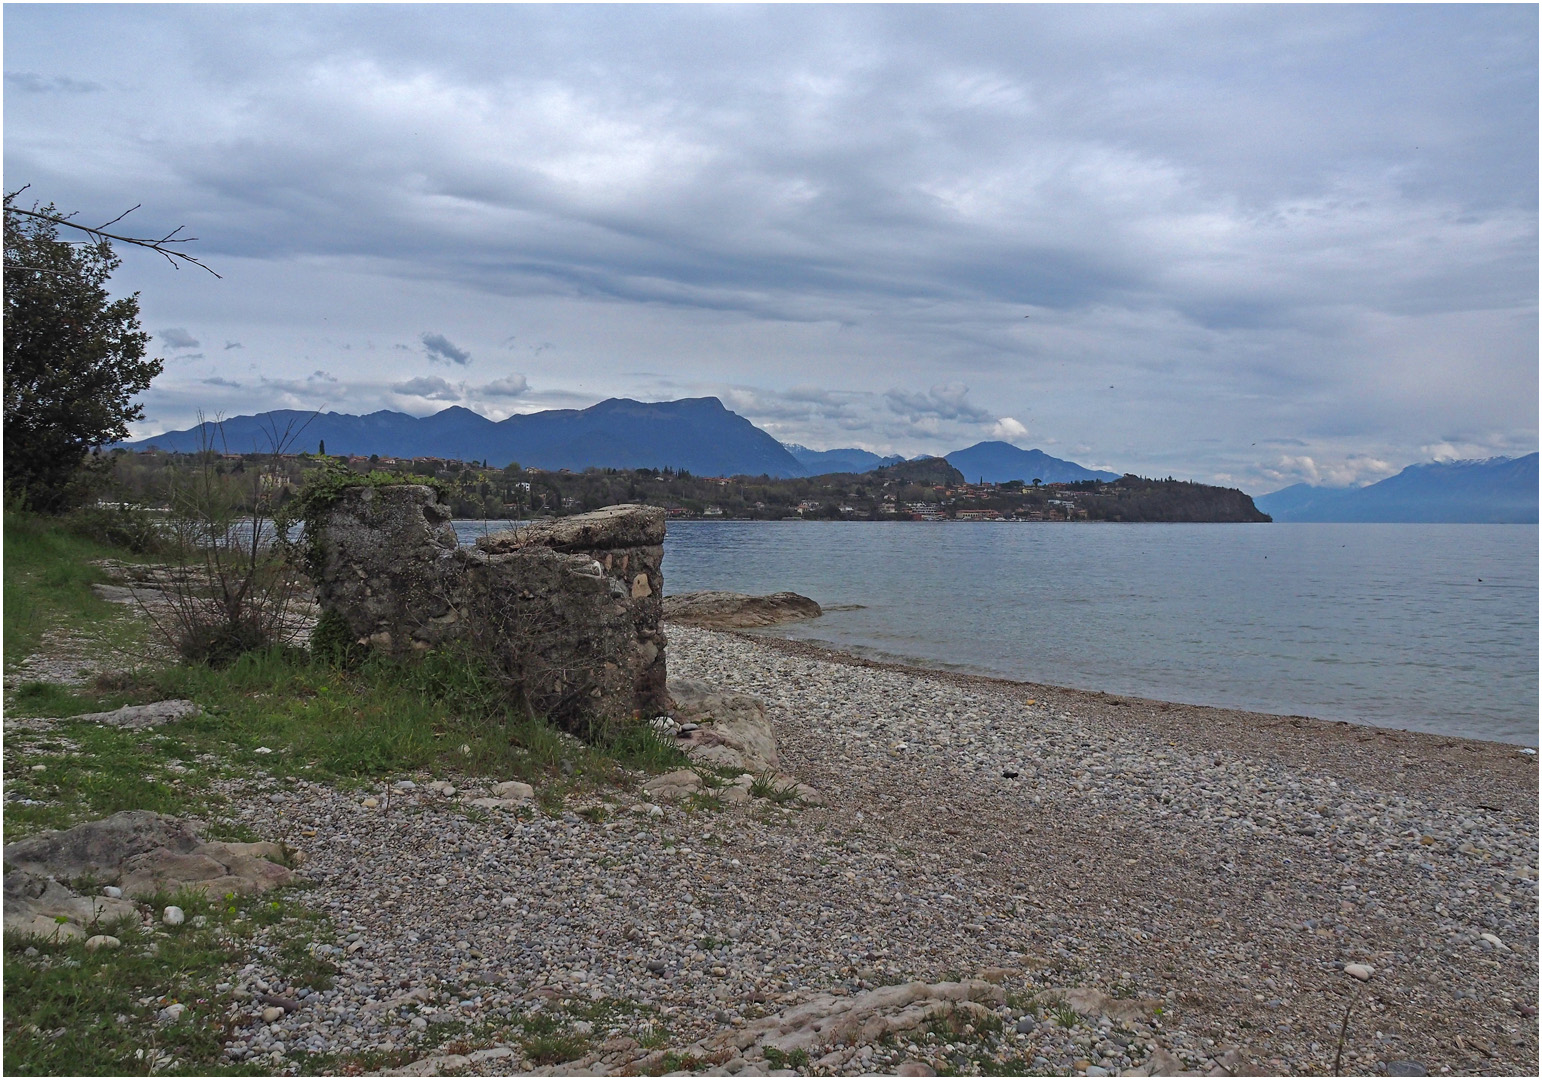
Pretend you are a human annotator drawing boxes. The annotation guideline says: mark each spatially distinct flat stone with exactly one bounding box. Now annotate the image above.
[492,781,535,801]
[1386,1061,1428,1077]
[3,811,202,879]
[662,591,823,630]
[1344,963,1374,981]
[69,699,201,731]
[477,505,665,553]
[669,679,781,773]
[84,934,121,950]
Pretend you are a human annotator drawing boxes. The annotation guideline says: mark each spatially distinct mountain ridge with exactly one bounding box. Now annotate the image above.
[1255,454,1538,523]
[123,400,1121,482]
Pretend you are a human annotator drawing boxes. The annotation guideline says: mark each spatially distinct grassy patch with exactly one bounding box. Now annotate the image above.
[761,1046,811,1070]
[3,509,150,668]
[2,885,332,1076]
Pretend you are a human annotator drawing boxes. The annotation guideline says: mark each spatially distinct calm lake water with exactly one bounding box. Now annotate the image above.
[453,520,1539,746]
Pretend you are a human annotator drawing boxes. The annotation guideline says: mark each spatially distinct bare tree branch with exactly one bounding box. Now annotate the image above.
[5,190,221,278]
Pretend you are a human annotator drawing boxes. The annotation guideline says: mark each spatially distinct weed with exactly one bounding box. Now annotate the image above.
[750,770,802,804]
[762,1046,811,1070]
[1052,1002,1080,1029]
[686,791,724,812]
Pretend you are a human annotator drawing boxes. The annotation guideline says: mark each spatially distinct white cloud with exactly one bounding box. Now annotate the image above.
[1263,454,1398,488]
[990,417,1028,443]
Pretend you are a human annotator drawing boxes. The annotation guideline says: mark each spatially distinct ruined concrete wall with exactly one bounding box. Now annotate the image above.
[315,485,667,729]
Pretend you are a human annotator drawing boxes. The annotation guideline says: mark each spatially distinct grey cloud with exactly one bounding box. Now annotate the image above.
[158,328,201,350]
[201,376,243,388]
[5,71,104,94]
[476,375,529,398]
[421,333,471,366]
[392,376,462,401]
[224,340,243,350]
[885,384,992,424]
[16,5,1531,488]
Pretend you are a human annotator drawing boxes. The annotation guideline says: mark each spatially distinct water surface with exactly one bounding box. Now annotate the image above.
[648,521,1538,746]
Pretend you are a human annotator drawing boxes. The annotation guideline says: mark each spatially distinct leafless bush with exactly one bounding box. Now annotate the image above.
[140,413,314,666]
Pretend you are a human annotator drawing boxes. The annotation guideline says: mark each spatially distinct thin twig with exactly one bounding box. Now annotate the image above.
[6,202,221,278]
[1332,991,1357,1076]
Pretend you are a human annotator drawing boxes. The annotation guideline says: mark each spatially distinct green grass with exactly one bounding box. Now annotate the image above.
[3,509,151,667]
[2,885,334,1076]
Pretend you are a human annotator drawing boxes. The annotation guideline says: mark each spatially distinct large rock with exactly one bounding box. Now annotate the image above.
[69,699,201,731]
[3,869,139,940]
[668,678,780,773]
[3,813,299,903]
[118,840,297,898]
[3,811,202,879]
[662,590,822,630]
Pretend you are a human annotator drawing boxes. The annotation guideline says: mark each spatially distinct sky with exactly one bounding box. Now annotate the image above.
[4,4,1536,493]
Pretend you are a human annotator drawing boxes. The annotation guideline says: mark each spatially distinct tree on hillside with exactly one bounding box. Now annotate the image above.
[4,191,164,511]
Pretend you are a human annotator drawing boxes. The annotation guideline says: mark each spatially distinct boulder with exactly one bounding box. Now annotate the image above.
[662,590,822,630]
[68,699,201,731]
[3,811,202,879]
[668,678,780,773]
[641,769,706,801]
[118,840,297,898]
[3,813,299,903]
[3,869,138,940]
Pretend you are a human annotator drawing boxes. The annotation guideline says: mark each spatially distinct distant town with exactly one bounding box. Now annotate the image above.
[108,447,1272,523]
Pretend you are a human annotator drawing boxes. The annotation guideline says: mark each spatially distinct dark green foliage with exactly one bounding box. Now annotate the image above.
[60,500,167,554]
[870,456,967,486]
[308,608,367,667]
[3,193,162,512]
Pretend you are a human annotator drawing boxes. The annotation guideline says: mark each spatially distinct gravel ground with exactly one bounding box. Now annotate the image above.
[200,626,1537,1076]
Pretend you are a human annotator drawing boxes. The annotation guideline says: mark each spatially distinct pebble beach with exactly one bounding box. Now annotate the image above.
[197,624,1539,1077]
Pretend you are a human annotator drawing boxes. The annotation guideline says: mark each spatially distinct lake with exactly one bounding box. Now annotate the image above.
[452,520,1539,746]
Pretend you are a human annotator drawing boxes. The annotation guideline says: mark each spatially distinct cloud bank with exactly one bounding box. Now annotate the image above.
[5,5,1534,491]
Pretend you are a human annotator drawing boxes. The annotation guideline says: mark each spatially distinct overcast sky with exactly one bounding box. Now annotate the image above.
[5,4,1536,491]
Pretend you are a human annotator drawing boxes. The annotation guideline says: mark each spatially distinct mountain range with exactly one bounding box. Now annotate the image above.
[1255,455,1539,523]
[944,441,1120,484]
[122,399,1115,482]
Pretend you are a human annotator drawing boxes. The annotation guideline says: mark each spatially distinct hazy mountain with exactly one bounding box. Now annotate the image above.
[784,444,906,475]
[1256,454,1539,523]
[123,397,807,478]
[944,441,1120,484]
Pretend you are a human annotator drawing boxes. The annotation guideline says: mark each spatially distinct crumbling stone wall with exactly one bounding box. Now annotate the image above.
[315,485,667,729]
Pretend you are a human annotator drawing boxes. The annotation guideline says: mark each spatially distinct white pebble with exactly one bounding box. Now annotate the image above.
[253,746,273,755]
[1344,963,1374,981]
[162,905,185,926]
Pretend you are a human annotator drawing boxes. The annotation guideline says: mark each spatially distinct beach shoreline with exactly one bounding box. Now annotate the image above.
[714,627,1540,812]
